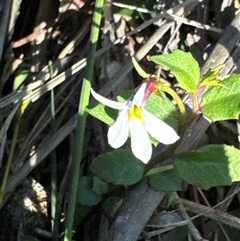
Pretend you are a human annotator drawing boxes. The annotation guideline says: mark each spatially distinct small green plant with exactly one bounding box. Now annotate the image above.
[88,49,240,193]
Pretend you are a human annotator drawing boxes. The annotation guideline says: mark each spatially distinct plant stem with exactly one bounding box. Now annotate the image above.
[0,112,22,204]
[159,84,187,120]
[63,1,104,240]
[192,92,199,114]
[50,87,59,240]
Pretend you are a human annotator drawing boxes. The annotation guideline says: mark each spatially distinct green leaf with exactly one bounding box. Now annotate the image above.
[13,71,29,90]
[87,91,132,126]
[201,64,225,87]
[77,176,101,205]
[90,149,144,185]
[174,145,240,190]
[20,100,31,114]
[93,176,109,194]
[149,169,182,191]
[14,71,31,112]
[151,50,200,93]
[201,74,240,121]
[87,102,118,126]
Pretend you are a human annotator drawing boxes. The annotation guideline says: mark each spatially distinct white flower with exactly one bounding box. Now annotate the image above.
[90,83,179,164]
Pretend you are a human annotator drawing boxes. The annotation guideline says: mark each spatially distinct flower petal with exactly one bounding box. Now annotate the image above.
[143,110,180,145]
[90,88,127,110]
[132,83,147,106]
[129,117,152,164]
[108,108,129,148]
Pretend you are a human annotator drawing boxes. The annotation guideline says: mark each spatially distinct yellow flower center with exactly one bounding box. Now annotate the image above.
[128,105,143,120]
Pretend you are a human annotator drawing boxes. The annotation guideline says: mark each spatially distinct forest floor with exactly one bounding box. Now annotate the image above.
[0,0,240,240]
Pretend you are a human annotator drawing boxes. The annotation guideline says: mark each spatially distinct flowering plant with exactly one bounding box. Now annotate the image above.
[87,50,240,191]
[90,81,179,163]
